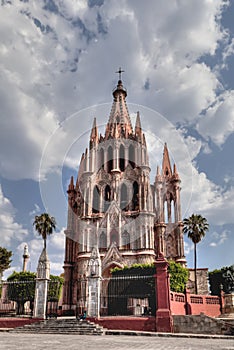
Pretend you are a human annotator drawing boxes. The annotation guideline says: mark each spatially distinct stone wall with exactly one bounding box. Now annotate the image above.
[173,314,234,335]
[187,268,209,295]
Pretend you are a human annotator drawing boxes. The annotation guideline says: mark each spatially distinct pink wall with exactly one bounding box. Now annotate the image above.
[90,316,156,332]
[170,291,221,317]
[0,318,42,328]
[170,292,186,315]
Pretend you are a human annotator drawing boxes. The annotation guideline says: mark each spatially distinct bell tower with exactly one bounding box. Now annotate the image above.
[63,71,186,313]
[154,143,186,265]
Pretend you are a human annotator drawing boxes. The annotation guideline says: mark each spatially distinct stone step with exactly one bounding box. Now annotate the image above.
[10,319,104,335]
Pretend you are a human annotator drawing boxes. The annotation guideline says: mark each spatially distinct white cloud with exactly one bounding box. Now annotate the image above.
[197,90,234,146]
[209,230,229,247]
[223,37,234,62]
[11,228,65,277]
[0,185,28,248]
[0,0,231,181]
[184,240,193,256]
[29,204,41,217]
[181,165,234,226]
[49,227,66,250]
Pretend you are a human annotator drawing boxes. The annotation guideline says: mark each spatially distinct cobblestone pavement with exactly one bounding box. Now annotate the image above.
[0,333,233,350]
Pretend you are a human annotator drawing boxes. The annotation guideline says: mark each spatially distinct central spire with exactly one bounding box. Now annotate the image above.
[105,68,133,139]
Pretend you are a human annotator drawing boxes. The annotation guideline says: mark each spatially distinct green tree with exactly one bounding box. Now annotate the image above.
[47,275,64,302]
[7,271,36,314]
[168,260,189,293]
[208,269,223,295]
[183,214,209,294]
[7,272,64,314]
[0,247,12,280]
[33,213,56,250]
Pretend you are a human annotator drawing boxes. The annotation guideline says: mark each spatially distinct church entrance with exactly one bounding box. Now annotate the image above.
[100,267,156,316]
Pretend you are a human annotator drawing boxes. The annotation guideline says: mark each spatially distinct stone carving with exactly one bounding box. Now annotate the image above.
[88,247,101,277]
[222,265,234,293]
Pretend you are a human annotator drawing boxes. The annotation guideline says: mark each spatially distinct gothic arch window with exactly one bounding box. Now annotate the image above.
[85,190,89,216]
[129,144,135,168]
[141,184,144,210]
[164,193,174,223]
[104,185,111,212]
[167,234,175,258]
[122,230,130,250]
[164,201,168,223]
[119,144,125,171]
[120,183,128,211]
[110,229,119,246]
[89,229,96,247]
[107,146,113,173]
[92,185,100,214]
[171,199,175,223]
[132,181,139,211]
[84,229,88,251]
[142,226,146,248]
[100,148,104,170]
[147,227,151,248]
[99,231,107,251]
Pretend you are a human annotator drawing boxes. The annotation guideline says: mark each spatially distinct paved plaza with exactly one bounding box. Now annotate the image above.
[0,333,233,350]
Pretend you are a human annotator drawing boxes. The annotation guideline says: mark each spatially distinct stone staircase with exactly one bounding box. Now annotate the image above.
[9,318,104,335]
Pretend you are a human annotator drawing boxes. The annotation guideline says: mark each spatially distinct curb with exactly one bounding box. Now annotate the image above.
[105,329,234,339]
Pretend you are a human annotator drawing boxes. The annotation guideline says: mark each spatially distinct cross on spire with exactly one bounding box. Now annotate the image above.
[116,67,124,81]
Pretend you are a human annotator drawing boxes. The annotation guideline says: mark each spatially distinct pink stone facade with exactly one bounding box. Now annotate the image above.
[62,77,186,313]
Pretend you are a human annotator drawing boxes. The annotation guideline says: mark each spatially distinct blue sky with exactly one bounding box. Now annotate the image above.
[0,0,234,278]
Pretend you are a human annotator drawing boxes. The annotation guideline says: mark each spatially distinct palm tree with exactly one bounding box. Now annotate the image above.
[33,213,56,250]
[183,214,209,294]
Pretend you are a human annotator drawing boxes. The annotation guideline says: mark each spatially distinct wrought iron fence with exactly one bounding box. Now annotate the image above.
[0,280,35,316]
[102,274,156,316]
[46,280,62,318]
[0,279,63,317]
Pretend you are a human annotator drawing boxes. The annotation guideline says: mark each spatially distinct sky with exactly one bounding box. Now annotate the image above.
[0,0,234,279]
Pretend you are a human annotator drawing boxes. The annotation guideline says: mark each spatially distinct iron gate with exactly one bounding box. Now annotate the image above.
[101,274,156,316]
[46,279,63,318]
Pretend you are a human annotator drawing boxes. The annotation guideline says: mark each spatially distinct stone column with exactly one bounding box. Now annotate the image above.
[222,293,234,318]
[155,252,173,333]
[220,265,234,318]
[33,248,50,319]
[87,247,102,318]
[22,244,30,272]
[155,223,166,256]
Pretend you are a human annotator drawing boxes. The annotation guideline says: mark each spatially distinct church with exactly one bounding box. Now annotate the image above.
[62,71,186,313]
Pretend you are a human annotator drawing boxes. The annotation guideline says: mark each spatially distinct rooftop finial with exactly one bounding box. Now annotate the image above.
[116,67,124,81]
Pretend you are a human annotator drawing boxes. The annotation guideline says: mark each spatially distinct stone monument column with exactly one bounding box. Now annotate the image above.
[221,265,234,318]
[87,247,102,318]
[22,244,30,272]
[33,248,50,319]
